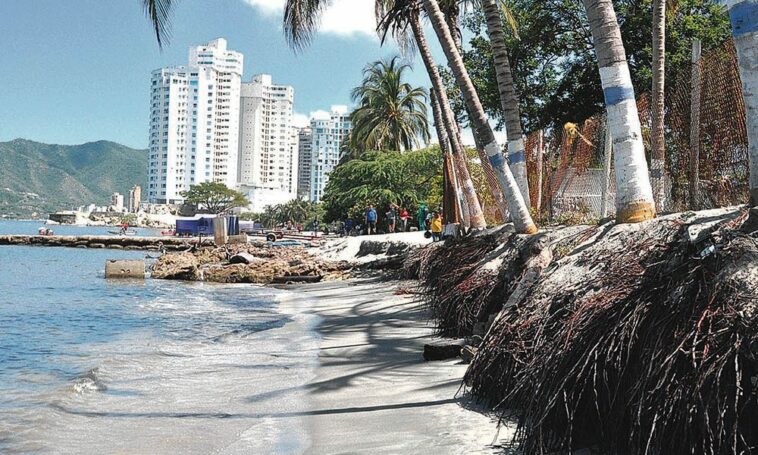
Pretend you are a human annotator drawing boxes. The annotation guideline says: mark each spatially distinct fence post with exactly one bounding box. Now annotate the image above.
[535,130,544,216]
[689,39,702,209]
[600,117,613,219]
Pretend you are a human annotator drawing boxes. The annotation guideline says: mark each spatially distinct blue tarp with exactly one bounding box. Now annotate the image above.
[176,216,239,236]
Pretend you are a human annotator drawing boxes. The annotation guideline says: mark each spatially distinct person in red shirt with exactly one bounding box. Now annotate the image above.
[399,207,410,232]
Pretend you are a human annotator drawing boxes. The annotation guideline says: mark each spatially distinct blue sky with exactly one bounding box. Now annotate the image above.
[0,0,455,149]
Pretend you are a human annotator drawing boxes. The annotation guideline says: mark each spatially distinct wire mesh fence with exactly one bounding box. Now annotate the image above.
[523,38,749,223]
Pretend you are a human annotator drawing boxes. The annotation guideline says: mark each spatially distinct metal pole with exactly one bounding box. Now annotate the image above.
[689,39,702,209]
[600,116,613,219]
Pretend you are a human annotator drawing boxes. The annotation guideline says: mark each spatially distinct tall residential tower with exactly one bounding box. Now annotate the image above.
[296,126,313,198]
[309,106,351,202]
[237,74,298,211]
[147,38,243,204]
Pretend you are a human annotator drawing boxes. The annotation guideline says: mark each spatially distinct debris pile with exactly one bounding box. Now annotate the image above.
[152,243,350,284]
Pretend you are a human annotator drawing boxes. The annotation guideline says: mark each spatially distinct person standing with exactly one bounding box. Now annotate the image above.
[365,204,377,235]
[417,203,427,231]
[431,212,443,242]
[386,204,397,233]
[400,207,410,232]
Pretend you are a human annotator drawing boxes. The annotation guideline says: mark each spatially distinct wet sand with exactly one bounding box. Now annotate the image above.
[280,278,512,454]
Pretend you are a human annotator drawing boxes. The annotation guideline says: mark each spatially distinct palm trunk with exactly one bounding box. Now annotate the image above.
[442,3,509,220]
[422,0,537,234]
[481,0,531,208]
[433,89,470,228]
[651,0,667,212]
[581,0,656,223]
[723,0,758,206]
[410,14,487,229]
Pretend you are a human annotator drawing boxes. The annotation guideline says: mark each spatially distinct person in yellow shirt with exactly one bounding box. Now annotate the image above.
[430,212,443,242]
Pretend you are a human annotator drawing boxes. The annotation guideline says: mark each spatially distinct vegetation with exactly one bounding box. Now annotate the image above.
[180,182,249,214]
[0,139,147,218]
[240,199,324,228]
[321,148,443,223]
[444,0,730,132]
[348,57,430,155]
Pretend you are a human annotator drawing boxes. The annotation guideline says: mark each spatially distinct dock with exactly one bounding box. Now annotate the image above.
[0,234,215,251]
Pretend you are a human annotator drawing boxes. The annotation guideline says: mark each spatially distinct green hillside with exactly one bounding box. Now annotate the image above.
[0,139,147,218]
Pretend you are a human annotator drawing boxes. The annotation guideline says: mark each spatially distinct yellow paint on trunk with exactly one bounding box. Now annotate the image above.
[617,201,657,224]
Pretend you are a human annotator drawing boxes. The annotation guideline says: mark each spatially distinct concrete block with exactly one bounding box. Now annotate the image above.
[227,234,248,244]
[105,259,145,279]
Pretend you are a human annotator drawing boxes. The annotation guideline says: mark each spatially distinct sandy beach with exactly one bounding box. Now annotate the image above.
[280,277,512,454]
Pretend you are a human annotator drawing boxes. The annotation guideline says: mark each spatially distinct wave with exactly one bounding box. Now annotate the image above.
[70,368,107,394]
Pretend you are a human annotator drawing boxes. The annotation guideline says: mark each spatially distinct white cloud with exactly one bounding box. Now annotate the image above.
[243,0,283,15]
[309,109,332,121]
[292,112,310,128]
[242,0,377,39]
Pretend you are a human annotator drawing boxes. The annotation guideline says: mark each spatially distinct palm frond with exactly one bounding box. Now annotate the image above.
[283,0,331,50]
[142,0,176,48]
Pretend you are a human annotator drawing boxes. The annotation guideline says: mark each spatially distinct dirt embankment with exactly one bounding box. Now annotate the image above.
[406,207,758,454]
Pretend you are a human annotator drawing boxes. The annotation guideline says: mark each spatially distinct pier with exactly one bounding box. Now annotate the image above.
[0,234,214,251]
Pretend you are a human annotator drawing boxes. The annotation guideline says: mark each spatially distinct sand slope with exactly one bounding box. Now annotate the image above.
[281,278,511,454]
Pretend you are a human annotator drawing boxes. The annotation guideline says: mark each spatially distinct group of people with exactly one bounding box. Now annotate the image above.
[358,202,444,241]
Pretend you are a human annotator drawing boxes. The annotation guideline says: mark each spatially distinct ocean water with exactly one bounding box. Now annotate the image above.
[0,221,319,454]
[0,220,163,237]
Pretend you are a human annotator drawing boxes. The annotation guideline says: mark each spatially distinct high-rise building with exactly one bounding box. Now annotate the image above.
[128,185,142,213]
[147,38,243,204]
[296,126,313,198]
[309,106,351,202]
[111,193,124,211]
[237,74,298,211]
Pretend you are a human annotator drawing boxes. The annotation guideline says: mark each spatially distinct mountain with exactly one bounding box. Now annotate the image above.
[0,139,147,218]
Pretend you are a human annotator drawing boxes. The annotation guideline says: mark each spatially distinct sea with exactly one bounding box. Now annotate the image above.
[0,220,319,454]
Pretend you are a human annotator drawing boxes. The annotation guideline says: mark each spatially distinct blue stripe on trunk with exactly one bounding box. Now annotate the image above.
[508,151,525,164]
[729,1,758,38]
[603,86,635,106]
[489,153,505,169]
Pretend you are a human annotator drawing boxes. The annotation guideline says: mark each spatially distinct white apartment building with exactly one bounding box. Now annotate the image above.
[296,126,313,198]
[237,74,298,212]
[309,106,351,202]
[147,38,243,204]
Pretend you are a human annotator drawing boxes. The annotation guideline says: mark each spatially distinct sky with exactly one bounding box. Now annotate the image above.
[0,0,497,149]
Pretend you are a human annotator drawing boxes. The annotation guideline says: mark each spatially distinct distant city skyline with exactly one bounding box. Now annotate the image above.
[0,0,443,150]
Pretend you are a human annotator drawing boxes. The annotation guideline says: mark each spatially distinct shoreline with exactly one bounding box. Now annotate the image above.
[278,277,511,454]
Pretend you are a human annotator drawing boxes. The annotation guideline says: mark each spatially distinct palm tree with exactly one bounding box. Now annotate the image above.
[378,0,487,228]
[420,0,536,234]
[349,57,431,153]
[480,0,531,208]
[580,0,656,223]
[722,1,758,208]
[650,0,667,212]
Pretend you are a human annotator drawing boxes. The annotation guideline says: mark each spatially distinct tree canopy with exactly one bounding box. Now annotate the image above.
[321,148,443,223]
[442,0,730,132]
[241,199,324,228]
[348,57,431,156]
[180,182,249,214]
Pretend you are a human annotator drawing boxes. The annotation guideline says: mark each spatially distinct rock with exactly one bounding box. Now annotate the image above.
[423,342,463,361]
[151,252,200,280]
[229,252,264,265]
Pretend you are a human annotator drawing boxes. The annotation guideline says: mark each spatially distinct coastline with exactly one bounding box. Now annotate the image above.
[278,277,511,454]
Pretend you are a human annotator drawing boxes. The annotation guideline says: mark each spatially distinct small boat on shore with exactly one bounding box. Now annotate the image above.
[108,229,138,236]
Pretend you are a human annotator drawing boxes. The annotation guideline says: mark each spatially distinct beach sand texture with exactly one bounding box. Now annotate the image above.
[281,278,511,454]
